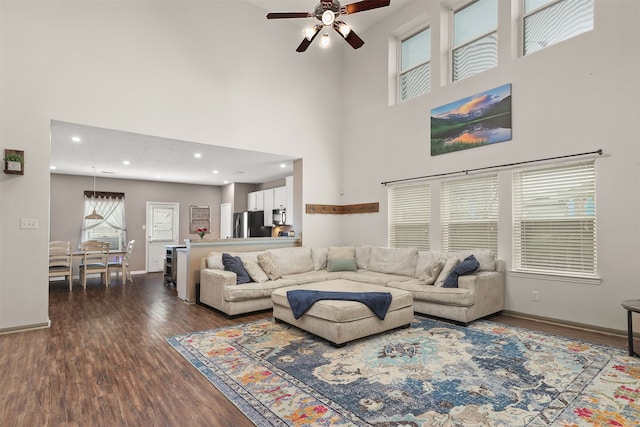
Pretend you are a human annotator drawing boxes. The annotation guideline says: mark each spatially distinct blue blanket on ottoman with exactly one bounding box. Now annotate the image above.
[286,290,393,320]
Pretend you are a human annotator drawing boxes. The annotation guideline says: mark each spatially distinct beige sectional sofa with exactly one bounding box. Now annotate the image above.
[199,245,505,323]
[199,245,505,324]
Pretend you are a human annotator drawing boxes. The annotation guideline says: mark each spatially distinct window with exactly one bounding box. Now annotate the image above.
[441,174,498,252]
[512,161,596,277]
[399,27,431,102]
[388,183,430,250]
[452,0,498,82]
[523,0,594,55]
[82,193,127,251]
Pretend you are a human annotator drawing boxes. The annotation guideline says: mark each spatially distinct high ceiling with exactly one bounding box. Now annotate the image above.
[50,0,411,186]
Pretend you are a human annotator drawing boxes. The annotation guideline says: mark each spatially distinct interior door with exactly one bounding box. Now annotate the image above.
[146,202,179,272]
[220,203,232,239]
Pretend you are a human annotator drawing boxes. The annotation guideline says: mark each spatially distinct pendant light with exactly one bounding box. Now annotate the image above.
[85,167,104,220]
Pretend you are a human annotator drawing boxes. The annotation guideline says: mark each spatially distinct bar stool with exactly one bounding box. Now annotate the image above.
[621,299,640,357]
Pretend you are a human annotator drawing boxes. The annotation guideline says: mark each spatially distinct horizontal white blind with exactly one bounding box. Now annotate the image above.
[453,32,498,82]
[513,161,596,276]
[388,184,430,250]
[524,0,594,55]
[441,174,498,252]
[400,62,430,102]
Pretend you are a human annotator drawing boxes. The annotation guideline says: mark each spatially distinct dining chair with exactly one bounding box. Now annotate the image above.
[108,240,135,285]
[79,240,110,288]
[49,241,73,291]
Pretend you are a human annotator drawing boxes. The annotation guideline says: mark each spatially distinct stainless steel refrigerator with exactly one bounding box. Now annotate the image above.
[233,211,272,238]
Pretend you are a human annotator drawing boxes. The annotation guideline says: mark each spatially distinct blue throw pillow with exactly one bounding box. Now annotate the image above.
[442,255,480,288]
[222,253,252,284]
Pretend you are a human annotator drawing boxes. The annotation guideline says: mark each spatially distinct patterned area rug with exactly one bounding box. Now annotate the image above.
[167,317,640,426]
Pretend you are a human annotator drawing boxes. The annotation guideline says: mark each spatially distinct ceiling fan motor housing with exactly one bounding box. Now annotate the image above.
[315,1,341,20]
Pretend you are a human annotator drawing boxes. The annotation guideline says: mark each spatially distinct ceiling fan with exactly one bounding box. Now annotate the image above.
[266,0,391,52]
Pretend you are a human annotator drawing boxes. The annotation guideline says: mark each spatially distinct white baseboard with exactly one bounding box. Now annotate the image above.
[0,319,51,336]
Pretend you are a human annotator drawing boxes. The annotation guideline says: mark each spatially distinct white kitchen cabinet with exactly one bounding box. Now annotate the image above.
[248,191,264,211]
[273,186,286,209]
[285,176,294,226]
[263,188,274,226]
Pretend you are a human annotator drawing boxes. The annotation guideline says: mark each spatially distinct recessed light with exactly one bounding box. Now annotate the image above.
[212,170,219,174]
[280,163,286,168]
[123,160,130,166]
[71,136,81,142]
[194,153,202,158]
[50,165,57,170]
[223,180,229,184]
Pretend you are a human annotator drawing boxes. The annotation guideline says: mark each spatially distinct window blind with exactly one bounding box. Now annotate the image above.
[399,28,431,102]
[512,161,596,276]
[441,174,498,252]
[524,0,594,55]
[388,184,430,250]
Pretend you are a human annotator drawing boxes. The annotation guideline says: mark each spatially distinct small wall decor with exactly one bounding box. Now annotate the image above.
[190,205,211,234]
[431,83,512,156]
[3,149,25,175]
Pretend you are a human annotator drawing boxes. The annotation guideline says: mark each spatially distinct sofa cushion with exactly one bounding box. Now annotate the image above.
[327,258,357,272]
[387,279,474,307]
[257,251,282,280]
[419,259,445,285]
[243,260,269,283]
[282,270,343,284]
[311,247,328,271]
[455,249,496,272]
[367,247,418,277]
[222,253,251,284]
[207,252,224,270]
[443,255,480,288]
[355,245,372,269]
[223,278,297,302]
[434,256,461,287]
[341,270,414,285]
[269,247,314,275]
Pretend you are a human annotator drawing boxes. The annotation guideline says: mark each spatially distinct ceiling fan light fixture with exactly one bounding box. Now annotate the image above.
[319,32,331,48]
[338,22,352,37]
[304,27,316,40]
[321,10,335,26]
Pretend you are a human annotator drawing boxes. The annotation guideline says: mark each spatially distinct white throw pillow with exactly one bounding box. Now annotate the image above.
[419,259,446,285]
[243,260,269,283]
[355,245,372,270]
[434,256,461,287]
[207,252,224,270]
[311,247,328,271]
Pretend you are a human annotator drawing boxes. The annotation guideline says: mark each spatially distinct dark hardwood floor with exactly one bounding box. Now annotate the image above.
[0,273,630,426]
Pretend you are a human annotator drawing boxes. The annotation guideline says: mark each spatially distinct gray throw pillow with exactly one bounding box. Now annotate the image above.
[327,258,357,272]
[443,255,480,288]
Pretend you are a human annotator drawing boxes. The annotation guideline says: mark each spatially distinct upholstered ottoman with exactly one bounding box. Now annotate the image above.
[271,279,414,346]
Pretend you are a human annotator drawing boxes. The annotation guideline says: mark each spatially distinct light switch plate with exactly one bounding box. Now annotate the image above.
[20,218,38,229]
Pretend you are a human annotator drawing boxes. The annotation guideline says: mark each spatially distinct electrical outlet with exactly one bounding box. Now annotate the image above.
[531,290,540,302]
[20,218,38,229]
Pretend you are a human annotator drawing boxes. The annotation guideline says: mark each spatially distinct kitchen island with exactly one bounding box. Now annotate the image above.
[177,237,301,303]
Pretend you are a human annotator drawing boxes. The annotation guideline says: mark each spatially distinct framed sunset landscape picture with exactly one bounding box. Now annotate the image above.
[431,83,512,156]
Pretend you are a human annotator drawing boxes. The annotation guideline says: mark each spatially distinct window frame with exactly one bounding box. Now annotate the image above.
[450,0,498,82]
[440,173,498,253]
[522,0,594,56]
[398,26,431,103]
[388,182,431,250]
[512,160,598,280]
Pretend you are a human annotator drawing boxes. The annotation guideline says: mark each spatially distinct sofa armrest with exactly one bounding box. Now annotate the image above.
[199,268,237,309]
[458,270,504,311]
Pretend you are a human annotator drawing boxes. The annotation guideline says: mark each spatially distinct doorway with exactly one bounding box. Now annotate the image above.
[146,202,179,273]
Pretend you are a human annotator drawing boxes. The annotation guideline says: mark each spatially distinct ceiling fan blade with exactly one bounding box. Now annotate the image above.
[296,27,321,53]
[266,12,312,19]
[342,0,390,15]
[333,23,365,49]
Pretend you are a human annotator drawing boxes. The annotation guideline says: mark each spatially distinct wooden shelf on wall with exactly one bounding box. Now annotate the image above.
[3,149,24,175]
[305,202,379,215]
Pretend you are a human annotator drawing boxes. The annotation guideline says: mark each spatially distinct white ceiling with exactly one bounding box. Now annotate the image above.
[50,120,298,186]
[50,0,411,186]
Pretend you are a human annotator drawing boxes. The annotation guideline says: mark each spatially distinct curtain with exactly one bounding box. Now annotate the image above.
[80,196,127,250]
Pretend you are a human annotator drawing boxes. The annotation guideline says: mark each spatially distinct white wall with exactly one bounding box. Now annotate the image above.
[340,0,640,331]
[0,1,347,331]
